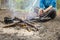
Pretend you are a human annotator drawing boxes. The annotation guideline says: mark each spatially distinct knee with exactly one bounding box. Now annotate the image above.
[49,9,56,19]
[50,9,56,13]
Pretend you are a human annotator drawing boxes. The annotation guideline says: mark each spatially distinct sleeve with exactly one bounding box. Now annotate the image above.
[50,0,56,8]
[39,0,45,10]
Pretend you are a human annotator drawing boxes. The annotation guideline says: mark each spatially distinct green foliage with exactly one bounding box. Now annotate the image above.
[9,0,32,11]
[57,0,60,9]
[15,0,31,10]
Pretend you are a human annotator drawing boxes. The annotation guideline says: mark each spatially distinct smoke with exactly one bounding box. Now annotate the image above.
[8,0,39,20]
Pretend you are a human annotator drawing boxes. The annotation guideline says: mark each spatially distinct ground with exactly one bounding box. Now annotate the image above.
[0,9,60,40]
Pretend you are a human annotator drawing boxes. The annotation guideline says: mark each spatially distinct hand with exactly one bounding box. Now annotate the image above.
[39,10,44,16]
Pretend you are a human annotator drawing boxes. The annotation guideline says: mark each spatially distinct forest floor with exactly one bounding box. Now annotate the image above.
[0,9,60,40]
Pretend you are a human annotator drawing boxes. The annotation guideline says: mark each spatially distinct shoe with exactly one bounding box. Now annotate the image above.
[40,17,51,20]
[40,17,51,22]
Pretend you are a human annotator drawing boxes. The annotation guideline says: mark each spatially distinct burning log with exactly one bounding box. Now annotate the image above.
[13,17,39,31]
[2,17,39,31]
[1,21,19,28]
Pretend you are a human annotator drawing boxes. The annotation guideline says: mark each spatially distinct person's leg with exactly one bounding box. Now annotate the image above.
[37,9,56,22]
[47,9,56,19]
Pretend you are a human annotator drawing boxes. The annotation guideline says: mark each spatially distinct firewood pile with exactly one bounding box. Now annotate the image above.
[0,17,43,32]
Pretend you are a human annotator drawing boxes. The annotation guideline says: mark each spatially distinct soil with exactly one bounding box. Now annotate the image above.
[0,9,60,40]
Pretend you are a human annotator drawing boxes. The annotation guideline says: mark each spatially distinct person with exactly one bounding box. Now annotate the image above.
[39,0,56,19]
[4,0,57,24]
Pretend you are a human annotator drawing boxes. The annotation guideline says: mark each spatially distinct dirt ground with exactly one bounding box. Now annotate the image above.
[0,9,60,40]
